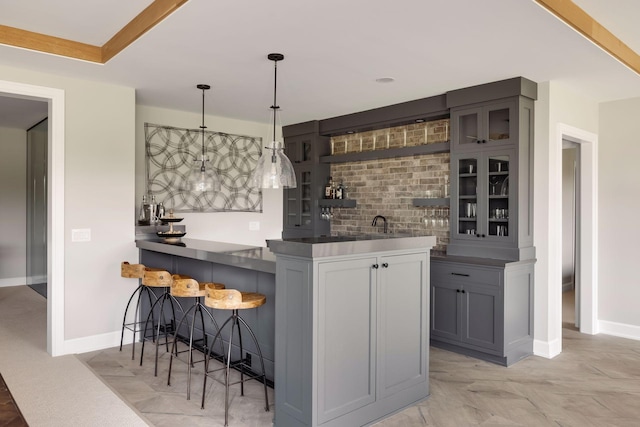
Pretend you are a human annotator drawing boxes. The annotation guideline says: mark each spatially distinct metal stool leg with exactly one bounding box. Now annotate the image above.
[168,299,225,400]
[140,289,184,375]
[201,315,234,410]
[200,310,269,425]
[237,314,270,412]
[120,285,157,360]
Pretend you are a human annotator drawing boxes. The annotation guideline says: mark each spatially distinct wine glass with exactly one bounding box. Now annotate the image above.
[489,176,501,195]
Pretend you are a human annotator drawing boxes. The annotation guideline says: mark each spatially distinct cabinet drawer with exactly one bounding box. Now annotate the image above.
[432,262,501,286]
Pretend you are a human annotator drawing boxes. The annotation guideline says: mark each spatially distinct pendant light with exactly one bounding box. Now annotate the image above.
[250,53,297,189]
[183,84,222,192]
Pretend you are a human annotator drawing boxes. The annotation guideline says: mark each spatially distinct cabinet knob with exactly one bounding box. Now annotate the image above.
[482,139,487,144]
[461,289,466,293]
[372,264,379,269]
[382,263,389,268]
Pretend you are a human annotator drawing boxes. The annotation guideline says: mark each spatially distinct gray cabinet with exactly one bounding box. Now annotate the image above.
[450,99,517,151]
[273,245,431,427]
[447,95,534,261]
[430,258,534,366]
[282,121,331,239]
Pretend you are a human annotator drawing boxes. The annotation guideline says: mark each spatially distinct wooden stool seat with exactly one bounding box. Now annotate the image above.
[142,270,191,288]
[204,286,266,310]
[171,278,224,298]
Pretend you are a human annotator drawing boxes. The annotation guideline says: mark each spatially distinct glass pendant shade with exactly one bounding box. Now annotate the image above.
[181,84,221,193]
[251,53,297,189]
[250,141,296,189]
[185,154,221,192]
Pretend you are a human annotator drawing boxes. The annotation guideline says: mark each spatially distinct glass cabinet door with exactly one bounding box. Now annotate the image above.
[486,154,510,238]
[452,107,481,148]
[487,106,510,143]
[456,157,478,237]
[284,167,312,228]
[300,169,312,226]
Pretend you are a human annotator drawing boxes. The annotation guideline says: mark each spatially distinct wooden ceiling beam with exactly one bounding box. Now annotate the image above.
[534,0,640,75]
[0,0,189,64]
[0,24,101,63]
[102,0,190,63]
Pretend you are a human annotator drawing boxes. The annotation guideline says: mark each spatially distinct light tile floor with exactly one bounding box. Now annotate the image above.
[79,292,640,426]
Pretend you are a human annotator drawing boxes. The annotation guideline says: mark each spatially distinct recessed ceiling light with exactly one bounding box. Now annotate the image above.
[375,77,395,83]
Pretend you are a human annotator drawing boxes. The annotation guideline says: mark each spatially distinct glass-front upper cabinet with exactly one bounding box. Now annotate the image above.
[450,100,516,151]
[486,154,510,239]
[451,150,515,244]
[284,167,313,229]
[455,157,478,238]
[285,137,313,164]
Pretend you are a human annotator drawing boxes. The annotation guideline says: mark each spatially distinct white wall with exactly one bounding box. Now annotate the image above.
[136,105,283,247]
[0,126,27,285]
[533,81,598,357]
[598,97,640,336]
[0,64,138,348]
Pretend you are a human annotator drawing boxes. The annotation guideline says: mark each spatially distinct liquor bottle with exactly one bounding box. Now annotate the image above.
[325,177,334,199]
[138,195,148,223]
[149,195,157,224]
[156,202,165,220]
[335,180,344,200]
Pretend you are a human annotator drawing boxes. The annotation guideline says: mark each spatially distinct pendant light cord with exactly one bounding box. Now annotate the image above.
[201,86,206,159]
[271,58,279,143]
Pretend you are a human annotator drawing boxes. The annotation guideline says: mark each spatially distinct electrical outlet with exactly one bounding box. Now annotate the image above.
[71,228,91,242]
[249,221,260,231]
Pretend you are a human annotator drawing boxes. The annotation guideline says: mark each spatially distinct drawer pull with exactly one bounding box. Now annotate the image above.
[451,272,470,277]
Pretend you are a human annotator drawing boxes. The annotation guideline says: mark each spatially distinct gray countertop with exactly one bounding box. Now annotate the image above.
[267,235,437,258]
[136,238,277,274]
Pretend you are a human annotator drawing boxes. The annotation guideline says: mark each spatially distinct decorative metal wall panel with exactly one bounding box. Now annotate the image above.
[145,123,262,212]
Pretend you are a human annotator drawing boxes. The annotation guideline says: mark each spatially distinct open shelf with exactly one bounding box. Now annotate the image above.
[318,199,357,208]
[320,141,450,164]
[412,198,450,207]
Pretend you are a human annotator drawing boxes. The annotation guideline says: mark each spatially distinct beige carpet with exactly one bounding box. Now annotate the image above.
[0,285,149,426]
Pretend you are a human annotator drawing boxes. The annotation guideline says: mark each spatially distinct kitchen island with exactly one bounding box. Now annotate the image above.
[268,235,436,427]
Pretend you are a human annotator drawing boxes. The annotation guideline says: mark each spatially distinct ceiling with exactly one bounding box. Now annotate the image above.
[0,0,639,130]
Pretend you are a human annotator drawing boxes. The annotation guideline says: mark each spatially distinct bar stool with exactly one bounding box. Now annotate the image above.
[167,277,225,400]
[140,269,188,376]
[120,262,163,360]
[201,286,269,426]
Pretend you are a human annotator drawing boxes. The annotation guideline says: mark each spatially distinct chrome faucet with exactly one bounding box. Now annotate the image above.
[372,215,388,233]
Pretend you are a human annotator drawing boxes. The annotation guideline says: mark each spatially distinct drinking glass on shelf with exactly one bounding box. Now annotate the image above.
[489,176,501,195]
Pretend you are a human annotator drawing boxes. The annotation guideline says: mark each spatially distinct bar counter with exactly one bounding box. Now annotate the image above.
[136,238,277,381]
[136,238,276,273]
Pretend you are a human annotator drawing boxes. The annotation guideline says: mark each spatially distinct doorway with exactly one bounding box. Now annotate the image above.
[554,124,598,340]
[0,80,65,356]
[562,142,578,328]
[27,118,49,298]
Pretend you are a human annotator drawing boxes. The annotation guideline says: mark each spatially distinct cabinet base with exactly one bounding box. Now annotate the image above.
[430,339,532,367]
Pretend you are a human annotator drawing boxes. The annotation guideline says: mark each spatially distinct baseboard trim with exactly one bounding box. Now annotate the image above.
[533,337,562,359]
[0,278,27,288]
[599,320,640,341]
[63,330,131,355]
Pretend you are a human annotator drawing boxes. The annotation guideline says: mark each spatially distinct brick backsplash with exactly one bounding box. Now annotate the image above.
[328,119,451,254]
